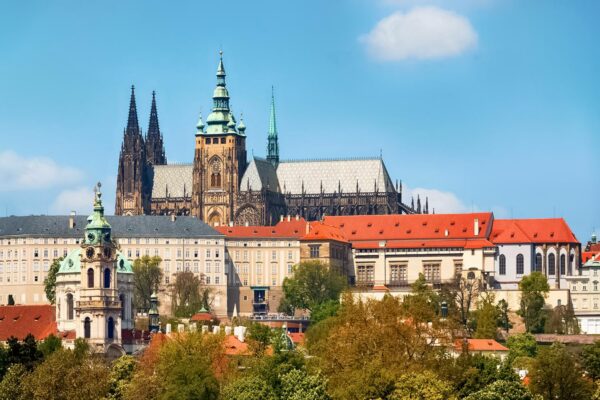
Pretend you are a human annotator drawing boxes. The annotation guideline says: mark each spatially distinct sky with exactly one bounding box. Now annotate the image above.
[0,0,598,242]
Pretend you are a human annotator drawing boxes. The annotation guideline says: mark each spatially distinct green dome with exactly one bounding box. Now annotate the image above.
[57,249,133,275]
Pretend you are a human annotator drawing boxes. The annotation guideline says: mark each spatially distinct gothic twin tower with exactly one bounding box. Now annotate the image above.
[115,53,420,226]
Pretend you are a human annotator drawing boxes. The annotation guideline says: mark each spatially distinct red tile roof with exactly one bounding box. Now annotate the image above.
[491,219,578,244]
[0,305,57,341]
[323,213,493,242]
[288,332,305,345]
[302,221,348,243]
[216,218,348,243]
[190,312,214,322]
[454,338,509,352]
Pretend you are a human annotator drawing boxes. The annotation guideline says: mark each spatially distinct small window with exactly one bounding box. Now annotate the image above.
[205,138,210,144]
[499,255,506,275]
[516,254,524,275]
[212,137,218,144]
[220,137,226,144]
[84,317,91,339]
[87,268,94,288]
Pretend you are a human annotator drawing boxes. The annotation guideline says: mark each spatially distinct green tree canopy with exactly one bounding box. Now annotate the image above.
[280,260,346,313]
[473,293,500,339]
[170,271,210,317]
[37,334,61,358]
[518,272,550,333]
[107,355,136,399]
[43,257,63,305]
[529,342,593,400]
[389,370,455,400]
[133,256,163,311]
[280,369,331,400]
[582,340,600,382]
[221,375,277,400]
[506,333,538,362]
[463,380,535,400]
[0,363,28,400]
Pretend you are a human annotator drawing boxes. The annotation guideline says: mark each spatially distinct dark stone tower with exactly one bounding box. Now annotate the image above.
[145,91,166,166]
[115,86,147,215]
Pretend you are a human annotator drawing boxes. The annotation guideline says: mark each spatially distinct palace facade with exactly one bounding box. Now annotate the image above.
[115,53,425,226]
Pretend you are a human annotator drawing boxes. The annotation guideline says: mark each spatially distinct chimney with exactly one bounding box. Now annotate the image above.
[295,215,299,221]
[229,221,234,227]
[280,215,284,222]
[69,211,76,229]
[245,221,249,227]
[305,222,310,235]
[474,218,480,236]
[171,214,176,222]
[287,215,291,222]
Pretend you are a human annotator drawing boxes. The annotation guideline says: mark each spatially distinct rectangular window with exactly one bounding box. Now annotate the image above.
[309,245,321,258]
[194,249,199,258]
[454,262,463,277]
[206,276,211,284]
[135,249,140,257]
[215,262,221,274]
[257,251,262,261]
[288,264,293,274]
[215,249,220,258]
[165,276,170,284]
[206,262,211,273]
[164,262,170,272]
[256,263,263,275]
[215,276,220,285]
[271,264,277,275]
[154,249,159,256]
[193,262,199,273]
[423,263,441,283]
[177,249,182,258]
[288,251,293,260]
[43,249,48,258]
[272,278,277,286]
[243,278,248,286]
[390,264,408,285]
[357,265,374,285]
[271,251,277,261]
[185,249,190,258]
[34,249,39,258]
[145,249,150,256]
[177,262,182,272]
[243,250,249,261]
[53,249,58,258]
[242,264,248,274]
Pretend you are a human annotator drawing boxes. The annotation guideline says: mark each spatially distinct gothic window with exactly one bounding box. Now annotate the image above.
[560,254,566,275]
[104,268,111,288]
[235,206,260,226]
[84,317,91,339]
[210,158,222,188]
[107,317,114,340]
[87,268,94,288]
[66,293,74,320]
[516,254,524,275]
[548,253,556,275]
[499,255,506,275]
[535,253,542,272]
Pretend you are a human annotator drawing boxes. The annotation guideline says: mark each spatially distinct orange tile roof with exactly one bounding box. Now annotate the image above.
[0,305,57,341]
[288,332,305,345]
[223,334,250,356]
[491,219,578,244]
[216,218,348,243]
[190,312,214,322]
[302,221,348,243]
[454,338,509,352]
[323,213,493,242]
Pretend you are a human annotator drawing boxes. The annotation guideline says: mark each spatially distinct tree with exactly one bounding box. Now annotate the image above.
[280,369,331,400]
[473,293,500,339]
[498,299,512,332]
[463,380,535,400]
[452,274,480,334]
[107,355,136,399]
[529,342,594,400]
[389,370,455,400]
[452,354,518,398]
[506,333,538,361]
[43,257,63,305]
[221,375,277,400]
[280,260,346,313]
[38,334,62,358]
[0,363,28,400]
[308,299,340,325]
[518,272,550,333]
[581,340,600,382]
[170,271,207,317]
[133,256,163,311]
[247,323,274,357]
[20,348,110,400]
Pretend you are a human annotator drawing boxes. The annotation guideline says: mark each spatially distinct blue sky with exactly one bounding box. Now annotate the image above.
[0,0,598,242]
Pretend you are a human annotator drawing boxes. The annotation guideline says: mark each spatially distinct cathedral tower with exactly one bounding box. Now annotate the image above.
[115,86,147,215]
[191,52,248,225]
[266,87,279,167]
[145,91,166,166]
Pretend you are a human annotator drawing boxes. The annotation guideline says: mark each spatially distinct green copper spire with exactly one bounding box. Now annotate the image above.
[85,182,112,245]
[267,86,279,167]
[205,51,241,135]
[196,112,205,135]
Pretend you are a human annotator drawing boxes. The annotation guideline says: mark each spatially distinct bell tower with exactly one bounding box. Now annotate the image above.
[192,52,247,225]
[77,183,123,352]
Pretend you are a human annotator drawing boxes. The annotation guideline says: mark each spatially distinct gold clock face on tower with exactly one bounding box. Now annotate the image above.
[86,247,95,259]
[103,247,112,259]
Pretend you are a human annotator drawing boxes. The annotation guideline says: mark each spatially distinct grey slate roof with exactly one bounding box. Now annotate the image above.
[151,164,193,198]
[239,157,280,192]
[275,158,395,195]
[0,215,221,239]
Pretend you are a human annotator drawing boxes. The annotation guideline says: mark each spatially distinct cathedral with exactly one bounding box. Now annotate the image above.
[115,52,426,226]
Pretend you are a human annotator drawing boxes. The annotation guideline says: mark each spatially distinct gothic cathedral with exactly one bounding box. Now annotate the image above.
[115,52,427,226]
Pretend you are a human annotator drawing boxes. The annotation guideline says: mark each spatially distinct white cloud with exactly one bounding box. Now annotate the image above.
[0,150,83,191]
[404,186,473,214]
[360,6,478,61]
[50,186,95,214]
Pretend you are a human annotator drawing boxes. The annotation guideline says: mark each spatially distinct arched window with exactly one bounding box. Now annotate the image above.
[66,293,74,320]
[87,268,94,288]
[516,254,524,275]
[107,317,114,340]
[535,253,542,273]
[84,317,91,339]
[548,253,556,275]
[569,254,574,275]
[499,255,506,275]
[103,268,111,288]
[119,294,125,320]
[560,254,566,275]
[210,173,221,188]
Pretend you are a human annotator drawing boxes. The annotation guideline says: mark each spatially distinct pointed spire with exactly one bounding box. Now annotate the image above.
[217,50,226,83]
[268,86,277,138]
[196,112,205,134]
[237,113,246,134]
[267,86,280,167]
[147,90,160,138]
[206,51,234,134]
[126,85,140,136]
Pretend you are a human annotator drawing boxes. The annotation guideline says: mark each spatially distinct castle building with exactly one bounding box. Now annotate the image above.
[115,52,423,225]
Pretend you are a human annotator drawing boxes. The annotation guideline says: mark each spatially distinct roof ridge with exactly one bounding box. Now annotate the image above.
[279,156,381,163]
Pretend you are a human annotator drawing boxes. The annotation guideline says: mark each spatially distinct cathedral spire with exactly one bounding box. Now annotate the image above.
[126,85,140,136]
[206,51,238,135]
[266,86,279,168]
[147,91,160,138]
